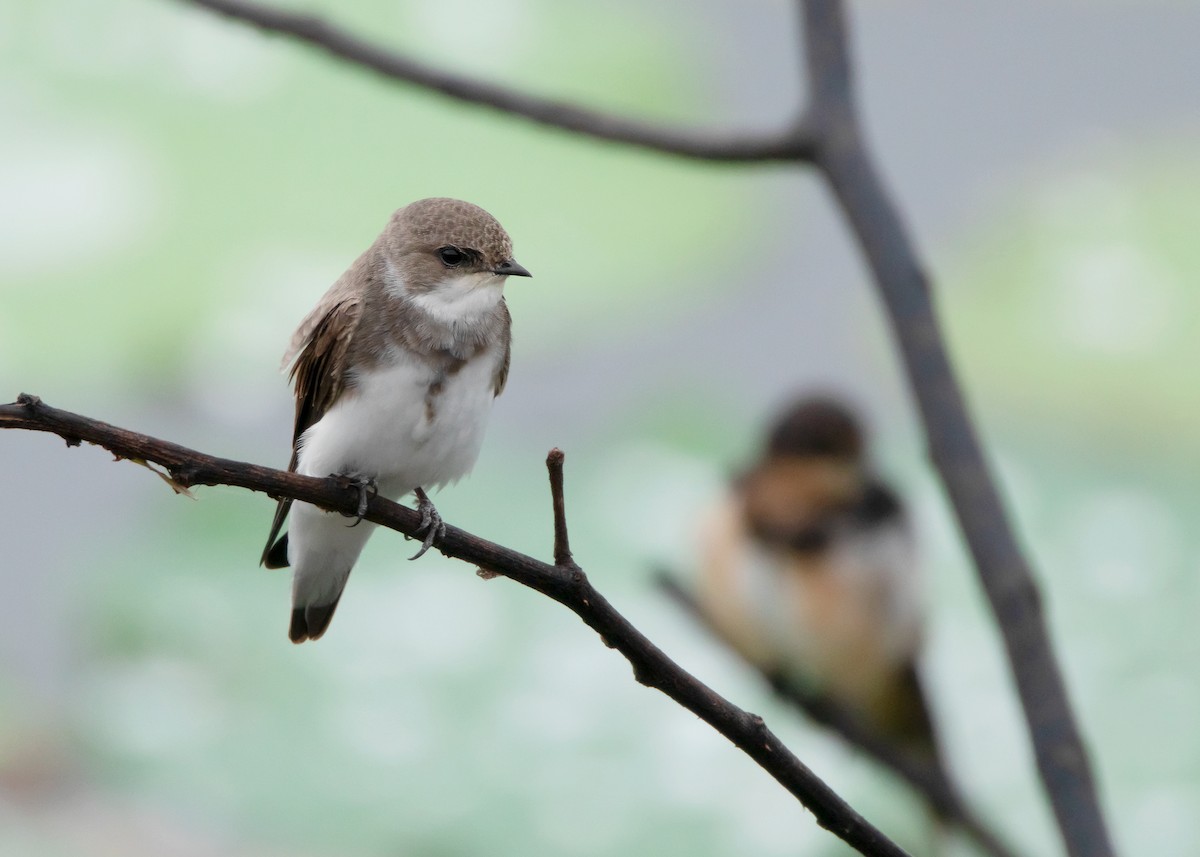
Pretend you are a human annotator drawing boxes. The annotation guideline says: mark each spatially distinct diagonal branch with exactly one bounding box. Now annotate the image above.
[797,3,1115,856]
[174,0,817,163]
[0,394,911,857]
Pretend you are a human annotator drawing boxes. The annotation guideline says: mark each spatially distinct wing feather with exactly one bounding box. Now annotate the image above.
[261,298,362,566]
[491,301,513,397]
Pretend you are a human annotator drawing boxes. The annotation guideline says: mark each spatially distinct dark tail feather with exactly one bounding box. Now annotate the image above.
[261,498,293,567]
[289,598,341,644]
[263,533,290,569]
[894,660,944,771]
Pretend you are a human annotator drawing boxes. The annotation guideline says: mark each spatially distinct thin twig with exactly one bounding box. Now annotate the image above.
[0,395,911,857]
[173,0,817,163]
[657,572,1022,857]
[546,448,574,568]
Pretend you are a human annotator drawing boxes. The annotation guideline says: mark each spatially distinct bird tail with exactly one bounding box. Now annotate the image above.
[261,498,293,567]
[263,533,290,569]
[284,502,375,643]
[289,598,342,643]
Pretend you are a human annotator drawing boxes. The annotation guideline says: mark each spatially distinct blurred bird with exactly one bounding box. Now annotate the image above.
[696,396,940,764]
[261,198,531,643]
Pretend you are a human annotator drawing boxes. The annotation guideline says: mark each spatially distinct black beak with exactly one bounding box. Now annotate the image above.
[493,258,532,278]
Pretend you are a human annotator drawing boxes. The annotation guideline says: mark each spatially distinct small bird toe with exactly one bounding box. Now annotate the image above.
[331,474,378,526]
[408,487,445,560]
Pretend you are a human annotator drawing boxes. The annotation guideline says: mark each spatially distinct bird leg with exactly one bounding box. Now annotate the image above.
[332,474,377,526]
[409,486,446,560]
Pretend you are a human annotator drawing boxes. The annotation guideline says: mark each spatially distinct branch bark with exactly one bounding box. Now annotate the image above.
[0,394,912,857]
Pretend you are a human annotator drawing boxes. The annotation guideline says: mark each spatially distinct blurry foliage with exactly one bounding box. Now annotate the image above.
[945,147,1200,460]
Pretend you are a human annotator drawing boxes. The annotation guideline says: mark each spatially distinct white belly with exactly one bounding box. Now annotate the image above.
[295,348,501,499]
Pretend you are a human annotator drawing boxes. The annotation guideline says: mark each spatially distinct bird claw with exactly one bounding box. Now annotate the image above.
[333,474,377,526]
[409,487,446,560]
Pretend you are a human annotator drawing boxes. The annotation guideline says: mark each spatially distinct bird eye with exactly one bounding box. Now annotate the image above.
[437,246,465,267]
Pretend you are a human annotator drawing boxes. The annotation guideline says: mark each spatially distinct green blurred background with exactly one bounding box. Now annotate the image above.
[3,1,1199,855]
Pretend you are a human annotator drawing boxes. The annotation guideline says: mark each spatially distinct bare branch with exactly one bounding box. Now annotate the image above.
[796,3,1115,855]
[0,394,912,857]
[657,572,1023,857]
[173,0,817,163]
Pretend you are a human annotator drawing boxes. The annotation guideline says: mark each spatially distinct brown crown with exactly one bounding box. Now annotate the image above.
[765,396,865,460]
[390,197,515,268]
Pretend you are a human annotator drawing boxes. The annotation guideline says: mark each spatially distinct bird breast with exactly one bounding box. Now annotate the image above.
[699,496,921,696]
[295,345,503,496]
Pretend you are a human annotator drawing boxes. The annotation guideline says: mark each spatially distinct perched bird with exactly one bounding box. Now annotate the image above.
[696,397,939,762]
[262,198,531,643]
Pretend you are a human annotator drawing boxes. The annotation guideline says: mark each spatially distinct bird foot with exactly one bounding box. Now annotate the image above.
[332,474,378,525]
[409,487,446,560]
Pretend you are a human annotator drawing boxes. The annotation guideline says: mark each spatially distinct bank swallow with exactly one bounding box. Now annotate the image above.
[262,198,530,643]
[696,396,940,761]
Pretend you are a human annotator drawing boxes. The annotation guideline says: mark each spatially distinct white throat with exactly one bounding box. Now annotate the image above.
[385,260,503,326]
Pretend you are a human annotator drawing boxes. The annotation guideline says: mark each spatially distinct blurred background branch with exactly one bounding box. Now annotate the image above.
[0,394,912,857]
[176,0,818,162]
[160,0,1117,855]
[796,4,1115,856]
